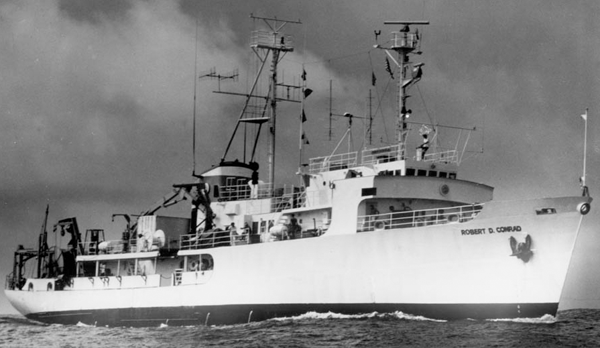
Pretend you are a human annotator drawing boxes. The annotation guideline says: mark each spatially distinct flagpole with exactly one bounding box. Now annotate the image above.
[582,108,588,189]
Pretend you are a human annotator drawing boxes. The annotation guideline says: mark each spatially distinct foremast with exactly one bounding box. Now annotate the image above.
[215,15,301,188]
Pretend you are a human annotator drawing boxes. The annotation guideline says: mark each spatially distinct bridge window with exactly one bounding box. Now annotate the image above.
[362,187,377,196]
[536,208,556,215]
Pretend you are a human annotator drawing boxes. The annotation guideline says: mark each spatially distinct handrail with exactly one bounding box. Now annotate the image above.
[308,151,358,174]
[217,182,278,202]
[421,149,459,164]
[357,203,484,232]
[80,240,128,255]
[180,230,237,250]
[362,144,404,165]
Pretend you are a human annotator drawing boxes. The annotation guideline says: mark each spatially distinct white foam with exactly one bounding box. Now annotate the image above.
[389,311,447,322]
[486,313,557,324]
[270,311,446,323]
[75,321,96,327]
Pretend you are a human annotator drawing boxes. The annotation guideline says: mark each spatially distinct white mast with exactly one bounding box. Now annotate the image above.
[377,20,429,158]
[250,15,301,186]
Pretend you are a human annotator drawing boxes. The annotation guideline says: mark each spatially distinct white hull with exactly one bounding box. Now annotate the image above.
[5,196,587,326]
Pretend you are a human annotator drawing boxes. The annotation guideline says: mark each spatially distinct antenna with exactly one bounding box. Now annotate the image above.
[192,19,199,176]
[204,14,301,187]
[328,80,333,141]
[199,67,239,91]
[581,108,589,197]
[376,20,429,156]
[368,89,373,145]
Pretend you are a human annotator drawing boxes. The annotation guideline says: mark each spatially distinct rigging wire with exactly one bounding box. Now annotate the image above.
[415,84,439,149]
[367,50,393,145]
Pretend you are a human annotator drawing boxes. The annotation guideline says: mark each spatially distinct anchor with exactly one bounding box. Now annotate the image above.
[509,235,533,262]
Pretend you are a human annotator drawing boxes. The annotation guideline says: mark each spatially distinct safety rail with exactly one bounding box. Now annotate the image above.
[219,182,273,202]
[81,240,128,255]
[180,230,242,250]
[308,146,460,175]
[390,32,420,49]
[80,238,178,255]
[308,151,358,174]
[251,30,294,51]
[217,183,317,212]
[362,144,404,165]
[357,203,484,232]
[180,219,330,250]
[421,149,459,164]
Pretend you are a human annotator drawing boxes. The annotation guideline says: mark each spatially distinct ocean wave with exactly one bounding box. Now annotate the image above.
[269,310,447,323]
[75,321,97,327]
[486,313,557,324]
[0,315,46,327]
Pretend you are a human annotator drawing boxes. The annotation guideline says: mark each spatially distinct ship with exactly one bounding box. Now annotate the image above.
[4,17,593,327]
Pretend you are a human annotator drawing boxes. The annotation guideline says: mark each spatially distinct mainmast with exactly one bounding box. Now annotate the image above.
[249,15,301,186]
[377,20,429,156]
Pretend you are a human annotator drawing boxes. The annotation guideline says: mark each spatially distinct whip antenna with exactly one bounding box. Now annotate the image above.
[192,19,199,176]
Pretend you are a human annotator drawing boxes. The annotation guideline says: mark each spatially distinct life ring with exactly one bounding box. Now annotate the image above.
[447,214,460,223]
[578,202,591,215]
[189,261,199,272]
[374,221,386,230]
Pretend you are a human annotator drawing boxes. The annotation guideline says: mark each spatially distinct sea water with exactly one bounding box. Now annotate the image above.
[1,309,599,347]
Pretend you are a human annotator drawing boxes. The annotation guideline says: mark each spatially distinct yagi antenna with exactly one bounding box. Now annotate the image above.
[199,67,239,91]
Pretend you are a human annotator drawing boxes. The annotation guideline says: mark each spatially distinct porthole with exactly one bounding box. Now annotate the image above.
[440,184,450,196]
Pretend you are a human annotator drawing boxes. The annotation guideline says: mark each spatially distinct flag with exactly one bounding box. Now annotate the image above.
[372,71,377,86]
[301,69,307,81]
[385,58,394,79]
[412,65,423,79]
[301,109,307,123]
[582,110,588,120]
[302,131,310,145]
[303,88,313,98]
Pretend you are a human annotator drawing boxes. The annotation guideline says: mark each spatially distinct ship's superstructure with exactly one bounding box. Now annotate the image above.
[4,18,592,327]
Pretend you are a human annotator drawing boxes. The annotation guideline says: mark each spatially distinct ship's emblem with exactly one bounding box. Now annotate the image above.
[509,235,533,262]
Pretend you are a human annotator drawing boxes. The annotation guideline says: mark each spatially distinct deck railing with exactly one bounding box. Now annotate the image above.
[308,145,458,175]
[422,149,459,164]
[308,151,358,174]
[80,240,127,255]
[357,203,484,232]
[217,183,316,212]
[180,231,239,250]
[361,144,404,166]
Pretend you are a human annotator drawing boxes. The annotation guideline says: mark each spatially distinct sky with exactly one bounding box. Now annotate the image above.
[1,0,599,314]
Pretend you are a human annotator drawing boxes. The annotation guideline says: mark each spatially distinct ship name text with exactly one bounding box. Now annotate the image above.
[461,225,522,236]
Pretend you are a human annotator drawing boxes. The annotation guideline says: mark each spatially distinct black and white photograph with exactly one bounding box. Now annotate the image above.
[0,0,599,347]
